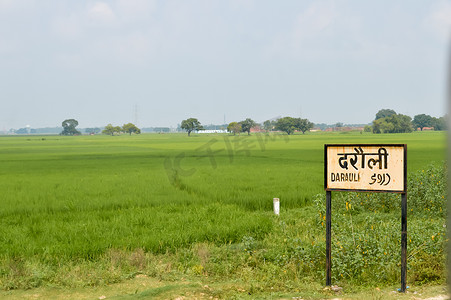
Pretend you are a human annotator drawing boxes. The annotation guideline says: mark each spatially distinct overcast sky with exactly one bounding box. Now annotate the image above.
[0,0,450,129]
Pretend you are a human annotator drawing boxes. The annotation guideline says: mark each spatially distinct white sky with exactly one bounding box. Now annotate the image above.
[0,0,450,129]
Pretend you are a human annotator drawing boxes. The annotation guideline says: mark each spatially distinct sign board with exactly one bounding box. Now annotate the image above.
[325,144,406,193]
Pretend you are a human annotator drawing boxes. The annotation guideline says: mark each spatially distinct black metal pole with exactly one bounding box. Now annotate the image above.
[401,192,407,292]
[326,190,332,286]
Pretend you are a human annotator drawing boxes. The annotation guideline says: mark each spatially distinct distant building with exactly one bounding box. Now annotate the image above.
[250,125,265,133]
[198,130,228,134]
[418,127,434,131]
[141,127,170,133]
[325,126,364,132]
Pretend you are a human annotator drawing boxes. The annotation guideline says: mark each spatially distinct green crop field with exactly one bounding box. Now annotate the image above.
[0,131,447,298]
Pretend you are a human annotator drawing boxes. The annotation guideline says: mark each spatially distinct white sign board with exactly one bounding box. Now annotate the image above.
[325,144,406,192]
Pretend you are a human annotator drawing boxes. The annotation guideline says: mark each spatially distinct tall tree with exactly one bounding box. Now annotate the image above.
[412,114,433,131]
[102,124,121,136]
[122,123,141,135]
[372,118,391,134]
[275,117,314,135]
[227,122,242,135]
[431,116,447,131]
[181,118,203,136]
[375,109,397,120]
[262,120,274,132]
[239,118,257,135]
[296,118,314,134]
[389,114,412,133]
[275,117,297,135]
[372,114,412,133]
[61,119,81,136]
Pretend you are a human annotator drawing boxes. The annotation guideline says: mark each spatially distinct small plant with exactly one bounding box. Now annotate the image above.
[408,163,447,216]
[242,236,257,255]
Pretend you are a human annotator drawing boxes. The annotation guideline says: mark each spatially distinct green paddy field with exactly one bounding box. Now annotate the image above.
[0,131,447,298]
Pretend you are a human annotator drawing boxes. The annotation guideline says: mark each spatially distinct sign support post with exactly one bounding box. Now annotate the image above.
[326,190,332,286]
[401,192,407,292]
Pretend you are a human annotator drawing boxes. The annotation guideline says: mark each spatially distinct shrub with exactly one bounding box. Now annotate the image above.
[312,163,447,285]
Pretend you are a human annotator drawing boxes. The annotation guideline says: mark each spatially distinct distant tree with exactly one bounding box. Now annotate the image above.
[296,118,314,134]
[262,120,274,132]
[239,118,257,135]
[314,123,328,131]
[275,117,297,135]
[61,119,81,136]
[375,109,397,120]
[16,128,28,134]
[85,127,101,134]
[102,124,121,136]
[389,114,412,133]
[122,123,141,135]
[335,122,344,128]
[275,117,314,135]
[181,118,203,136]
[102,124,114,136]
[431,116,447,131]
[364,125,372,132]
[412,114,433,131]
[372,118,390,134]
[372,114,412,134]
[227,122,242,135]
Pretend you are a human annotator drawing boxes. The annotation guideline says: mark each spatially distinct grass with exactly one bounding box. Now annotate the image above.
[0,280,447,299]
[0,131,446,296]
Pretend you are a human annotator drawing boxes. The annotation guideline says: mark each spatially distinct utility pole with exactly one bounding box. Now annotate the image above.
[134,104,138,126]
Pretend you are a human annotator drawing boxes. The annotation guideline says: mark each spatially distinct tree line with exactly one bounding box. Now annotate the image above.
[102,123,141,135]
[59,109,446,137]
[180,109,446,136]
[180,117,314,136]
[59,120,141,136]
[364,109,446,134]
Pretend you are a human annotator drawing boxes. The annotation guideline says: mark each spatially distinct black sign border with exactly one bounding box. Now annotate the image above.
[324,144,407,193]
